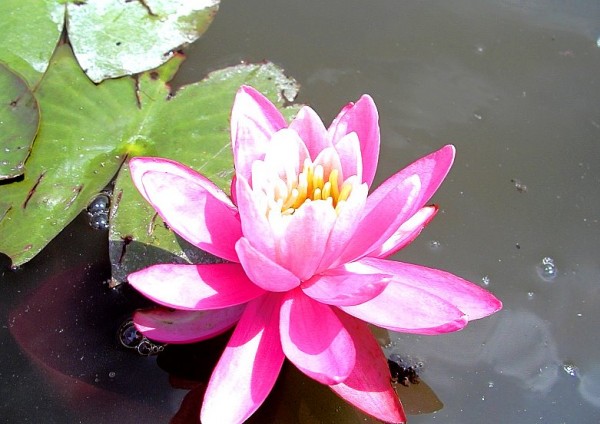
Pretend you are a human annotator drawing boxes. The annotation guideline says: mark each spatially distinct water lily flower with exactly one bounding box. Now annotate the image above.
[127,86,502,424]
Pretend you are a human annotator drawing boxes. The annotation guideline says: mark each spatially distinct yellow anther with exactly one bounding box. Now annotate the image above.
[322,181,331,200]
[335,199,346,214]
[282,188,299,211]
[329,169,339,201]
[312,165,324,192]
[313,187,322,201]
[338,181,352,203]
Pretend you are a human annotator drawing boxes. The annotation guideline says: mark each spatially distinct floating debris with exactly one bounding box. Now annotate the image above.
[562,362,579,378]
[511,178,527,193]
[429,240,442,249]
[537,257,557,281]
[388,353,422,387]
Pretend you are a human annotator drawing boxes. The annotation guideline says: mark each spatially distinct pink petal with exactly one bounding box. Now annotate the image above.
[333,131,363,182]
[288,105,330,160]
[236,237,300,292]
[127,263,265,311]
[280,289,356,385]
[129,157,241,263]
[201,293,285,424]
[301,262,391,306]
[334,174,422,266]
[369,205,438,258]
[231,86,287,182]
[328,95,380,186]
[360,257,503,320]
[340,261,469,334]
[133,306,244,344]
[278,200,338,281]
[330,311,406,424]
[235,175,276,260]
[261,128,310,178]
[316,182,369,273]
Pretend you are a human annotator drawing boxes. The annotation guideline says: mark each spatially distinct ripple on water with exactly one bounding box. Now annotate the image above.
[579,364,600,408]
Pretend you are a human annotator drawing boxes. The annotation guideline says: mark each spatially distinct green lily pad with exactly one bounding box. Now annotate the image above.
[66,0,220,82]
[0,43,299,270]
[0,0,64,87]
[0,0,219,87]
[0,64,40,180]
[109,63,300,284]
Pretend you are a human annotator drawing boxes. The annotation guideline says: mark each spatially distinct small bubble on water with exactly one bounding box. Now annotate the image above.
[108,371,116,378]
[89,213,109,230]
[537,257,557,281]
[473,113,483,120]
[511,178,527,193]
[488,381,495,388]
[527,291,535,299]
[562,362,579,377]
[429,240,442,249]
[87,194,110,214]
[481,275,491,286]
[475,44,485,55]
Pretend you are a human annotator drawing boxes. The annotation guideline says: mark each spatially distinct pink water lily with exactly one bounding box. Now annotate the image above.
[127,86,502,424]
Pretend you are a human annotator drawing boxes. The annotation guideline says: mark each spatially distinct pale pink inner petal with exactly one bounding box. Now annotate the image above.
[327,95,380,186]
[235,175,276,260]
[369,205,438,259]
[260,128,309,181]
[330,310,406,424]
[301,262,391,306]
[340,267,469,335]
[236,237,301,292]
[201,293,285,424]
[288,105,330,159]
[311,146,344,182]
[280,289,356,385]
[332,132,362,183]
[231,86,287,181]
[140,171,241,262]
[277,200,338,280]
[360,257,503,320]
[127,263,265,311]
[133,305,244,344]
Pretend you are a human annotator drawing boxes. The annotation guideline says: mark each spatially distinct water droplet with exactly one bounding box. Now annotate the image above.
[481,275,491,286]
[488,381,495,388]
[108,371,116,378]
[475,44,485,55]
[562,362,579,377]
[429,240,442,249]
[527,291,535,299]
[473,113,483,120]
[537,257,557,281]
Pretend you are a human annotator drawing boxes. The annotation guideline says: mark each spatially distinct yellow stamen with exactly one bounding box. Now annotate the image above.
[338,181,352,203]
[313,187,322,201]
[322,181,331,200]
[329,169,339,202]
[312,165,324,192]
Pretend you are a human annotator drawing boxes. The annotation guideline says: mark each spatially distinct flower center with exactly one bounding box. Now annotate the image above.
[274,158,353,216]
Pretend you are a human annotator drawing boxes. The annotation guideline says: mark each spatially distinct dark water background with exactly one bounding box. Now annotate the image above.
[2,1,600,422]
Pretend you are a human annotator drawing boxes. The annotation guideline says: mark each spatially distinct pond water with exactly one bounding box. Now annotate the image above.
[2,1,600,423]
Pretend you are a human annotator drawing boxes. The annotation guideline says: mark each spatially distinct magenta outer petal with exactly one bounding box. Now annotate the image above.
[301,262,391,306]
[334,174,421,267]
[127,263,265,311]
[330,311,406,424]
[129,157,241,263]
[333,132,362,182]
[201,294,285,424]
[280,289,356,385]
[231,86,287,182]
[370,205,438,259]
[360,257,503,320]
[288,105,330,160]
[133,306,244,344]
[340,263,469,334]
[236,237,301,292]
[328,95,380,186]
